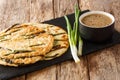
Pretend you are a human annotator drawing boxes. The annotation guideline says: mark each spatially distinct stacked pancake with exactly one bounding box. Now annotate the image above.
[0,23,69,67]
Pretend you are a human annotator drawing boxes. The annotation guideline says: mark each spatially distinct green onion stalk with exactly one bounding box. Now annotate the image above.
[64,5,83,63]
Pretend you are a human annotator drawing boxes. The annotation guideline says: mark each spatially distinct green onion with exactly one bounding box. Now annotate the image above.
[64,5,83,63]
[78,35,83,56]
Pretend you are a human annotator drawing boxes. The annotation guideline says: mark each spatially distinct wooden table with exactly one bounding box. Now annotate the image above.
[0,0,119,80]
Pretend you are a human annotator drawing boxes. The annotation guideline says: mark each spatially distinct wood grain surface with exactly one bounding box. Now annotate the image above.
[0,0,119,80]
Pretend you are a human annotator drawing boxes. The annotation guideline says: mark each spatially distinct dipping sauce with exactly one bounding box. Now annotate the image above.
[81,14,112,28]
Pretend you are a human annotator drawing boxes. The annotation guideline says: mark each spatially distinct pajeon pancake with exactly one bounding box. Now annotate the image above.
[0,23,69,67]
[20,23,69,60]
[0,24,54,66]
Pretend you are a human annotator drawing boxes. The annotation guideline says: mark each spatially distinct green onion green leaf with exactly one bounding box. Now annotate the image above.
[64,5,83,63]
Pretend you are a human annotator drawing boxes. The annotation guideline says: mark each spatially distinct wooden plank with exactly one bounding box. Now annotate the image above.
[56,59,89,80]
[26,0,56,80]
[0,0,30,30]
[79,0,120,80]
[0,0,30,80]
[54,0,89,80]
[26,66,56,80]
[0,0,28,30]
[114,44,120,80]
[29,0,54,22]
[111,0,120,32]
[111,2,120,79]
[0,0,6,31]
[54,0,78,18]
[87,48,119,80]
[79,0,113,11]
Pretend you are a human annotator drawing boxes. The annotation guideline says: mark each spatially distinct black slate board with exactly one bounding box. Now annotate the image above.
[0,13,120,80]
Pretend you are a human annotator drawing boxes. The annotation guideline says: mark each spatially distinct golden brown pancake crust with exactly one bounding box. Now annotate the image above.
[0,23,69,67]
